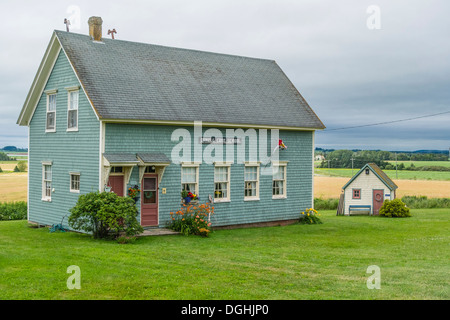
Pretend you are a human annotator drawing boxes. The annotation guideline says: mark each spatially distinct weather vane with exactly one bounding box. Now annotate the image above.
[64,18,70,32]
[108,29,117,39]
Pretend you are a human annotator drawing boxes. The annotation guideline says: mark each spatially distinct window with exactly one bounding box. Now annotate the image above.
[272,164,287,198]
[181,166,198,194]
[46,93,57,132]
[70,173,80,193]
[214,166,230,201]
[244,165,259,200]
[42,164,52,201]
[353,189,361,199]
[67,90,79,130]
[110,166,123,173]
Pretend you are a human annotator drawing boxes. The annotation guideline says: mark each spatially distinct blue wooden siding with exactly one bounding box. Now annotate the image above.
[105,123,313,227]
[28,50,100,227]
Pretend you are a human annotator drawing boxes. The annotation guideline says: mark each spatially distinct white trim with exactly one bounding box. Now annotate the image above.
[102,118,323,132]
[181,164,199,195]
[66,90,79,131]
[17,34,61,126]
[45,92,57,133]
[99,121,104,191]
[244,164,260,201]
[64,85,80,91]
[272,162,287,199]
[69,172,81,193]
[214,164,231,202]
[42,163,52,201]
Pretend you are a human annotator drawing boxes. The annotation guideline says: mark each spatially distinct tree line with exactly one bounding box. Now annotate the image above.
[317,149,449,170]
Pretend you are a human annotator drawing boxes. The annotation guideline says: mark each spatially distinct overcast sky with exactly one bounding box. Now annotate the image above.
[1,0,449,151]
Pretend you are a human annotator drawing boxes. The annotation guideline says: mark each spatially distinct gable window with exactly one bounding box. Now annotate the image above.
[214,165,230,202]
[42,163,52,201]
[353,189,361,199]
[67,90,79,131]
[181,165,198,194]
[70,173,80,193]
[272,163,287,198]
[244,165,259,200]
[46,93,57,132]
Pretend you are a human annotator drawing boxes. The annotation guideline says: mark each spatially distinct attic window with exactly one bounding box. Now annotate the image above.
[365,168,370,175]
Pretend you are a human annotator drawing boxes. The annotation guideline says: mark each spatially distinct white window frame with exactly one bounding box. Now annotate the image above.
[66,87,79,131]
[69,172,81,193]
[45,89,57,132]
[272,162,287,199]
[214,164,231,202]
[181,163,199,195]
[244,163,260,201]
[42,161,53,201]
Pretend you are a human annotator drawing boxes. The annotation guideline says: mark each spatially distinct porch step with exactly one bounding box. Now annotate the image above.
[138,228,180,237]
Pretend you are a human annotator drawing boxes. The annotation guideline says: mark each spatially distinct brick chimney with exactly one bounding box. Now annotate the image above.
[88,16,103,41]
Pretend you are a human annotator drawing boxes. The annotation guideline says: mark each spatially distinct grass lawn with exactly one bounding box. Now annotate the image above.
[0,209,448,300]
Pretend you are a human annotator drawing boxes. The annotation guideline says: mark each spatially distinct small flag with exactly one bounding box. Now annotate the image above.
[279,139,287,150]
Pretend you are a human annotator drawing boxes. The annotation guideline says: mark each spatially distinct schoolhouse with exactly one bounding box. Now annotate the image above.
[17,17,325,230]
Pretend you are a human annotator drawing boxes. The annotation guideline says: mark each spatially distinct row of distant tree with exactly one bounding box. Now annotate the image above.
[316,149,449,170]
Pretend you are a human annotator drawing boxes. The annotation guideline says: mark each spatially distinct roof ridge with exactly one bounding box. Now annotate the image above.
[54,29,276,63]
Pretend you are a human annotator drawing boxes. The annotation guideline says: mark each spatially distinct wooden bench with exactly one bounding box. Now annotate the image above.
[349,205,372,216]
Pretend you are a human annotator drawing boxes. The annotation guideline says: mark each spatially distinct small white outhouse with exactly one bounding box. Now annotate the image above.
[339,163,398,216]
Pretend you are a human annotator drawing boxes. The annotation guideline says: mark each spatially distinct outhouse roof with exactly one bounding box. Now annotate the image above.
[342,163,398,191]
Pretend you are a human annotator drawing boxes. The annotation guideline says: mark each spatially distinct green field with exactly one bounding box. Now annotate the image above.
[0,209,448,300]
[315,168,450,181]
[387,160,450,168]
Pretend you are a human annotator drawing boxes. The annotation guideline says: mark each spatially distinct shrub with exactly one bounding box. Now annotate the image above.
[68,191,143,239]
[299,208,322,224]
[314,198,339,210]
[379,199,411,218]
[168,203,214,237]
[401,196,450,209]
[0,202,27,220]
[13,166,20,172]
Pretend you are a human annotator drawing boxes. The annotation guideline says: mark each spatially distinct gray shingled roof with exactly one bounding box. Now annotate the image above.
[343,163,398,191]
[103,153,140,164]
[137,153,171,164]
[56,30,324,129]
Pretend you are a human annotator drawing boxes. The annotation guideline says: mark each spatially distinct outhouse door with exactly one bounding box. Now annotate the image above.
[372,189,384,215]
[141,174,158,226]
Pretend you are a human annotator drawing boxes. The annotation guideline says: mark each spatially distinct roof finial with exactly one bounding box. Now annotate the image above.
[108,29,117,39]
[64,18,71,32]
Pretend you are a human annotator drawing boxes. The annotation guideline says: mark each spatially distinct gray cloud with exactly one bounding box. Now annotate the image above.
[1,0,449,151]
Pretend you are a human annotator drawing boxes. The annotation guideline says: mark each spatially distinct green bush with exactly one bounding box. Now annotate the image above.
[0,202,27,220]
[68,191,143,239]
[379,199,411,218]
[299,208,323,224]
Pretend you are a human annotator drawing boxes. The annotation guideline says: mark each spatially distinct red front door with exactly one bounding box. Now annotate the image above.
[373,189,384,215]
[108,175,124,197]
[141,174,158,226]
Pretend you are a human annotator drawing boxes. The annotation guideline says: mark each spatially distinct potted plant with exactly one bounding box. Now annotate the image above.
[181,190,190,203]
[128,185,140,202]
